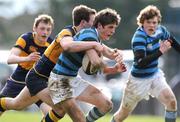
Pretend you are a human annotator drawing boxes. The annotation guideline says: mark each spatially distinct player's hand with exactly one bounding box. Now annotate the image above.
[113,49,123,64]
[91,56,104,69]
[114,63,127,73]
[93,42,104,53]
[159,40,171,54]
[27,52,41,61]
[103,62,126,75]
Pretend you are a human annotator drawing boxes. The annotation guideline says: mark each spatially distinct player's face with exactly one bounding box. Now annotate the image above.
[33,22,52,43]
[143,16,159,36]
[84,14,95,28]
[98,23,117,41]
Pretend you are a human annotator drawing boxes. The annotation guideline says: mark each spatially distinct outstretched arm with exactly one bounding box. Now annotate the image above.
[7,47,40,64]
[169,35,180,53]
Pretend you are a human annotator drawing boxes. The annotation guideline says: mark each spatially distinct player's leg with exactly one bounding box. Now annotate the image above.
[77,85,113,121]
[36,88,65,122]
[111,75,152,122]
[158,88,177,122]
[35,100,51,116]
[58,98,86,122]
[75,78,113,122]
[26,69,65,122]
[48,73,86,122]
[0,86,39,112]
[0,79,26,115]
[151,70,177,122]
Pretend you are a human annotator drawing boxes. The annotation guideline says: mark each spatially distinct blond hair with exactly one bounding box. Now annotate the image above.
[33,14,54,28]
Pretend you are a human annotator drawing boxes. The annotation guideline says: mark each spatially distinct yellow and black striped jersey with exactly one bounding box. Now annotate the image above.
[11,32,53,83]
[34,25,77,78]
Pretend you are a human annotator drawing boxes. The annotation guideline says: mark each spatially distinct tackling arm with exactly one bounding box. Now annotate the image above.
[60,36,103,53]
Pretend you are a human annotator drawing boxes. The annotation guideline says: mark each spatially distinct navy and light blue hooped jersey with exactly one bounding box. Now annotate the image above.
[52,27,100,76]
[131,25,170,78]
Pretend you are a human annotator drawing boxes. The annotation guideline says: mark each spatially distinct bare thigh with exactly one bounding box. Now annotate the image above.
[6,86,39,110]
[157,88,177,110]
[76,84,112,112]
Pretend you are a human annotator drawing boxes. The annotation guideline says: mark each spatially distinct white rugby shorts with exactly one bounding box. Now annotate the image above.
[121,69,171,110]
[48,72,89,104]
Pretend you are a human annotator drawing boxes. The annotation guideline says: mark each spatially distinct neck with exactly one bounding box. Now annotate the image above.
[75,25,82,32]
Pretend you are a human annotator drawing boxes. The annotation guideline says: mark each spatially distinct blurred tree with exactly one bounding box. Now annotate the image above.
[48,0,169,49]
[0,18,13,49]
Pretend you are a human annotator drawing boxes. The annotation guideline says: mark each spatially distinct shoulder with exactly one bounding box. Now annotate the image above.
[158,25,169,33]
[57,25,75,37]
[75,28,98,41]
[20,32,33,41]
[47,37,53,44]
[15,32,33,47]
[132,27,147,41]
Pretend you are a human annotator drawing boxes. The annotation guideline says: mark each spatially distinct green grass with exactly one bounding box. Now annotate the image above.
[0,111,180,122]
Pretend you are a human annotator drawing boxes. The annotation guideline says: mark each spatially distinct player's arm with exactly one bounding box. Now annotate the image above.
[169,35,180,53]
[101,44,126,74]
[134,40,171,68]
[7,36,41,64]
[102,44,123,63]
[60,36,103,53]
[85,49,104,69]
[85,48,126,74]
[103,63,127,74]
[7,47,41,64]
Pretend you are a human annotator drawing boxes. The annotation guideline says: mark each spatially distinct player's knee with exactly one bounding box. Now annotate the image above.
[165,95,177,110]
[169,98,177,110]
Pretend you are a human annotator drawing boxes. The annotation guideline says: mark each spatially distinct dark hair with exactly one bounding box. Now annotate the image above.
[93,8,121,28]
[72,5,96,26]
[137,5,162,26]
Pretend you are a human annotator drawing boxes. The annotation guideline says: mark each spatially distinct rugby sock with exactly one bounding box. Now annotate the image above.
[110,116,116,122]
[0,98,6,112]
[41,109,63,122]
[86,107,106,122]
[165,110,177,122]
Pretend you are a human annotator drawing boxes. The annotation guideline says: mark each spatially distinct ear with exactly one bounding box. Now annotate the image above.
[80,20,86,26]
[33,26,36,32]
[97,23,103,29]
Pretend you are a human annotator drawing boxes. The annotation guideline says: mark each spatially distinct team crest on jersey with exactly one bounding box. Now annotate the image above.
[29,46,37,52]
[147,43,153,49]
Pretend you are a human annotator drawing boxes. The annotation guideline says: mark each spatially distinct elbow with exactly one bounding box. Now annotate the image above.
[63,46,73,52]
[61,43,72,52]
[136,61,147,68]
[7,58,13,64]
[135,59,147,68]
[7,55,15,64]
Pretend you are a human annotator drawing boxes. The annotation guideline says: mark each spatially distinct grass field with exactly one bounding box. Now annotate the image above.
[0,111,180,122]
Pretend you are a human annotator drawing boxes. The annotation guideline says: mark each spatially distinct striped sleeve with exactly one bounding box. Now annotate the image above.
[161,25,170,40]
[132,31,147,63]
[132,31,162,68]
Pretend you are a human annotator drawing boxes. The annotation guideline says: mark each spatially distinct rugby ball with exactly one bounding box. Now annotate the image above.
[82,54,99,75]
